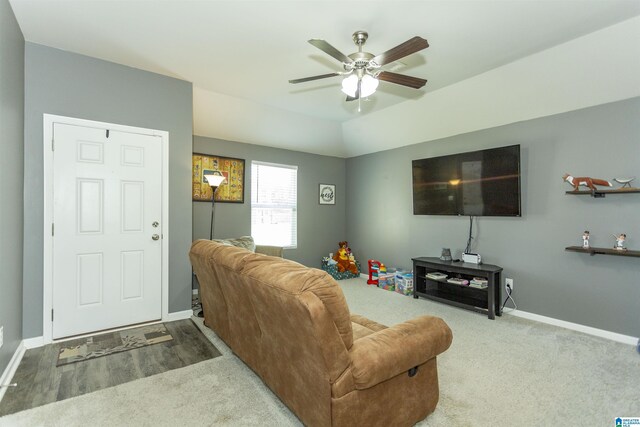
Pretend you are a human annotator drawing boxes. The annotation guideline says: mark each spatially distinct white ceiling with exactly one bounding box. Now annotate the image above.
[9,0,640,124]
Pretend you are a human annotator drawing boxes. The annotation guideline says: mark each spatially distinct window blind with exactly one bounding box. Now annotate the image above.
[251,161,298,248]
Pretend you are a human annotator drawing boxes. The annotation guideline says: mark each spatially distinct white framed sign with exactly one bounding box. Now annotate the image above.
[319,183,335,205]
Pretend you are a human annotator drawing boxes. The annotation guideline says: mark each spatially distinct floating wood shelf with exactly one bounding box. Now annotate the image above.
[565,188,640,198]
[565,246,640,258]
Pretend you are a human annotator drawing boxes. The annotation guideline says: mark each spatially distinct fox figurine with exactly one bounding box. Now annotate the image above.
[562,173,612,191]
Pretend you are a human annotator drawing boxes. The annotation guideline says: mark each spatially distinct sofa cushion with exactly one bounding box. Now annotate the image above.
[208,240,254,272]
[242,255,354,349]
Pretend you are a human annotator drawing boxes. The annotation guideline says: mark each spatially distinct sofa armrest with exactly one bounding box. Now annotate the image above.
[349,315,452,390]
[255,245,284,257]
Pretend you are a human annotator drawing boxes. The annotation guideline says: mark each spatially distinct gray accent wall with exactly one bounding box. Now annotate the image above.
[23,43,193,338]
[0,0,24,375]
[193,136,346,268]
[346,97,640,337]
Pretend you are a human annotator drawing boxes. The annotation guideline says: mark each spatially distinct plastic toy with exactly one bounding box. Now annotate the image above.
[367,260,382,285]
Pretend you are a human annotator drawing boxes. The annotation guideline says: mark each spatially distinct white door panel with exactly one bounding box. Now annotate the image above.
[52,123,162,339]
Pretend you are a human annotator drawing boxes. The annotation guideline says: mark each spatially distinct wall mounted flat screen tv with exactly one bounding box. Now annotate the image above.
[412,144,521,216]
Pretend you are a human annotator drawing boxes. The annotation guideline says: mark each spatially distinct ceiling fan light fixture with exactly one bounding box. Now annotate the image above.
[341,74,379,98]
[360,74,379,97]
[341,74,358,97]
[291,32,429,104]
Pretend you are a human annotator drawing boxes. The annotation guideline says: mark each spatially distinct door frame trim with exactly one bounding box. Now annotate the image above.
[43,114,170,344]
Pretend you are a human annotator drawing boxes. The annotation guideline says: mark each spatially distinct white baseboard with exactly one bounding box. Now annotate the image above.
[353,274,636,346]
[164,309,193,322]
[0,341,26,404]
[505,309,638,346]
[23,336,44,349]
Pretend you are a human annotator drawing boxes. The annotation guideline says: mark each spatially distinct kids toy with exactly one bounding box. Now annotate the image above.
[333,241,359,274]
[562,173,612,191]
[367,259,383,285]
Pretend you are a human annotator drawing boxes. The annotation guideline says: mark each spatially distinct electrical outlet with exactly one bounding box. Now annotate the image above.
[505,278,514,292]
[0,326,3,349]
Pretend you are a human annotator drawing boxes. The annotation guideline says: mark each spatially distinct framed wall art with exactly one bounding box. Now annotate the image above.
[319,183,336,205]
[192,153,245,203]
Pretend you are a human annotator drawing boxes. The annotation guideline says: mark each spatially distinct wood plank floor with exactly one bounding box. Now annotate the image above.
[0,319,221,417]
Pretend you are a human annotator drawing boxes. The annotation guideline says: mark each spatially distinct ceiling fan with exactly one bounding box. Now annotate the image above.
[289,31,429,107]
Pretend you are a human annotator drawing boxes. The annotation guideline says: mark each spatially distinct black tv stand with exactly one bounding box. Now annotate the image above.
[412,257,503,319]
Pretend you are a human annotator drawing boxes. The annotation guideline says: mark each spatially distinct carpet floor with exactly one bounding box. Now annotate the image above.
[1,277,638,426]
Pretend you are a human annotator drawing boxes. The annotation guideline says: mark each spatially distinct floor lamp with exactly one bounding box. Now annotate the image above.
[197,171,226,318]
[204,171,226,240]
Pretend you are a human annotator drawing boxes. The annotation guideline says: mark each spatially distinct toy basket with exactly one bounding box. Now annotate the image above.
[321,260,361,280]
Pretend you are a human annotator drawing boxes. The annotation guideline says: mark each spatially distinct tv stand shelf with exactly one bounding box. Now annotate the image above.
[412,257,503,319]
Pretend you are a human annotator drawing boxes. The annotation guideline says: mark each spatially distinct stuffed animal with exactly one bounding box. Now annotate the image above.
[333,241,359,274]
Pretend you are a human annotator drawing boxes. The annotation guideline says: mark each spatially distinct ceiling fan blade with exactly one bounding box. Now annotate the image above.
[289,72,340,84]
[370,36,429,66]
[308,39,353,64]
[377,71,427,89]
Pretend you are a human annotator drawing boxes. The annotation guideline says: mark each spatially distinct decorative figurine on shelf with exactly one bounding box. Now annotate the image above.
[440,248,452,261]
[562,173,612,191]
[613,177,636,188]
[613,234,627,251]
[582,231,590,249]
[333,241,359,274]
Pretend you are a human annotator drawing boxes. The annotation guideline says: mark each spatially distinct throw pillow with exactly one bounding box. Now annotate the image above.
[213,236,256,252]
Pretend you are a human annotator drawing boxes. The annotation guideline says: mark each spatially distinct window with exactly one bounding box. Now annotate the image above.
[251,161,298,248]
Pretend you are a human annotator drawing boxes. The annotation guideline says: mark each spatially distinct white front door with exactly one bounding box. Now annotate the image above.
[52,123,163,339]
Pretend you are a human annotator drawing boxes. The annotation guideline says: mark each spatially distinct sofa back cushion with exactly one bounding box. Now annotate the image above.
[242,255,354,350]
[240,254,352,426]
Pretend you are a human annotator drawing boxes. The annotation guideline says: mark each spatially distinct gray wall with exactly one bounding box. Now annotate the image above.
[23,43,193,338]
[0,0,24,374]
[346,97,640,337]
[193,136,346,268]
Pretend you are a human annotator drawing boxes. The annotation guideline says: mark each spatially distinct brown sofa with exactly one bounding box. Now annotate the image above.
[189,239,453,427]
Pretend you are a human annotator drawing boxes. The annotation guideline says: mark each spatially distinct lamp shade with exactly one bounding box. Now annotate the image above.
[204,171,226,187]
[341,74,358,97]
[341,73,379,98]
[360,74,379,98]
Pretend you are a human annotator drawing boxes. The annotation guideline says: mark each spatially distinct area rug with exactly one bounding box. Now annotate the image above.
[56,323,173,366]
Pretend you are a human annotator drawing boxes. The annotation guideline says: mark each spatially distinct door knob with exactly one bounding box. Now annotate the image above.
[152,234,160,241]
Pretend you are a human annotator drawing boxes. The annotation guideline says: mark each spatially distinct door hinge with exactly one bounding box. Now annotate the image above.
[51,138,54,151]
[52,223,54,236]
[51,309,54,322]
